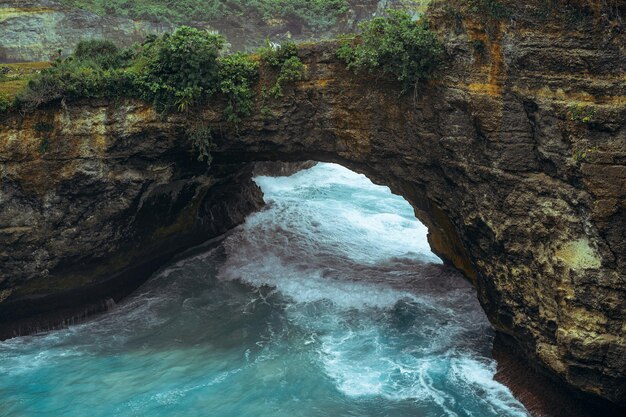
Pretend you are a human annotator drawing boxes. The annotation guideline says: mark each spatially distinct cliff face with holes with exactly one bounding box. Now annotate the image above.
[0,0,624,408]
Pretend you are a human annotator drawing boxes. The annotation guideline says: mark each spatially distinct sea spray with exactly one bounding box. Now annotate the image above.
[0,163,528,417]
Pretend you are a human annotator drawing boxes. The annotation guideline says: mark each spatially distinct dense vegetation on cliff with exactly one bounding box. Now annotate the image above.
[337,10,442,92]
[56,0,350,29]
[9,27,306,123]
[2,10,445,118]
[0,10,446,165]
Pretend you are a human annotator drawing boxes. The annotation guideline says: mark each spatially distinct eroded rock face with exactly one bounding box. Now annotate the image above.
[0,0,624,407]
[253,161,318,177]
[0,102,265,338]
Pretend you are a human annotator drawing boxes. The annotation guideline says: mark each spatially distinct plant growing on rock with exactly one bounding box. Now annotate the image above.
[133,27,225,112]
[571,143,598,163]
[187,123,215,166]
[218,52,260,123]
[568,103,597,124]
[34,121,54,154]
[259,41,305,98]
[337,10,443,93]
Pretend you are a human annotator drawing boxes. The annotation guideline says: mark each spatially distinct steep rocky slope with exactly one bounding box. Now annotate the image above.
[0,104,265,337]
[0,0,429,62]
[0,0,624,410]
[0,0,170,62]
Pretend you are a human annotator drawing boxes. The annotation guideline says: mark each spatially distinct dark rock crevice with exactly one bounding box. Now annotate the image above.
[0,159,265,340]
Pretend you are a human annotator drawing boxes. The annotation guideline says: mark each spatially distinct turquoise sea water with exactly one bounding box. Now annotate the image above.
[0,163,529,417]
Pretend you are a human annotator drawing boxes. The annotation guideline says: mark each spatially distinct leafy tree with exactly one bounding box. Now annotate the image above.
[337,10,443,92]
[218,53,260,123]
[135,27,225,111]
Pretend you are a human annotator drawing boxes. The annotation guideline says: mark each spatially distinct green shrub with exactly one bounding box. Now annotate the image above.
[15,60,135,110]
[259,41,298,67]
[74,39,128,69]
[337,10,443,92]
[134,27,225,111]
[11,27,296,140]
[16,62,80,109]
[218,52,260,123]
[187,123,215,165]
[260,41,304,98]
[15,39,135,109]
[15,27,230,112]
[270,56,304,97]
[0,95,10,113]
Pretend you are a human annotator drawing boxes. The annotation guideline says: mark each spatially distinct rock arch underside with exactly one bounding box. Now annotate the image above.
[0,1,625,409]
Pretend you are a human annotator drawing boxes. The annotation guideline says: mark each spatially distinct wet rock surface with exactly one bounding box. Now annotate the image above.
[0,104,264,337]
[0,0,625,409]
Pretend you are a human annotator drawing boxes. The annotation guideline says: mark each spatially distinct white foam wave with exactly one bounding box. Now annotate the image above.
[253,163,441,265]
[254,163,377,194]
[218,162,444,309]
[321,340,529,417]
[219,253,415,310]
[449,357,529,417]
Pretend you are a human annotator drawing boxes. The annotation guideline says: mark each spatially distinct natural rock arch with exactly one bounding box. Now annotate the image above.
[1,13,625,410]
[205,42,625,405]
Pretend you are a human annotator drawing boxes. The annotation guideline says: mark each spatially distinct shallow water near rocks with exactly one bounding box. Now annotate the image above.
[0,163,529,417]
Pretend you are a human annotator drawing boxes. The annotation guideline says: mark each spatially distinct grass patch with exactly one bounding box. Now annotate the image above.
[0,62,51,111]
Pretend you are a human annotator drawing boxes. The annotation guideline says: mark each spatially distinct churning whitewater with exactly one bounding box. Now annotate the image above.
[0,163,529,417]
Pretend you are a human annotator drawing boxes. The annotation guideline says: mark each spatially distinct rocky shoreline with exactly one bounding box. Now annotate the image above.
[0,0,624,409]
[493,333,625,417]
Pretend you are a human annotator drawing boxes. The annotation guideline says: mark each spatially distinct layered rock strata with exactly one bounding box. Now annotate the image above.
[0,104,264,338]
[0,0,624,408]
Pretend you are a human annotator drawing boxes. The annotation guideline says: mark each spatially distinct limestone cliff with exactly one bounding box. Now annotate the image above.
[0,0,625,410]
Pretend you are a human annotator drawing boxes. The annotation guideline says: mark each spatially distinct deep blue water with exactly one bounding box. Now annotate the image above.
[0,163,529,417]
